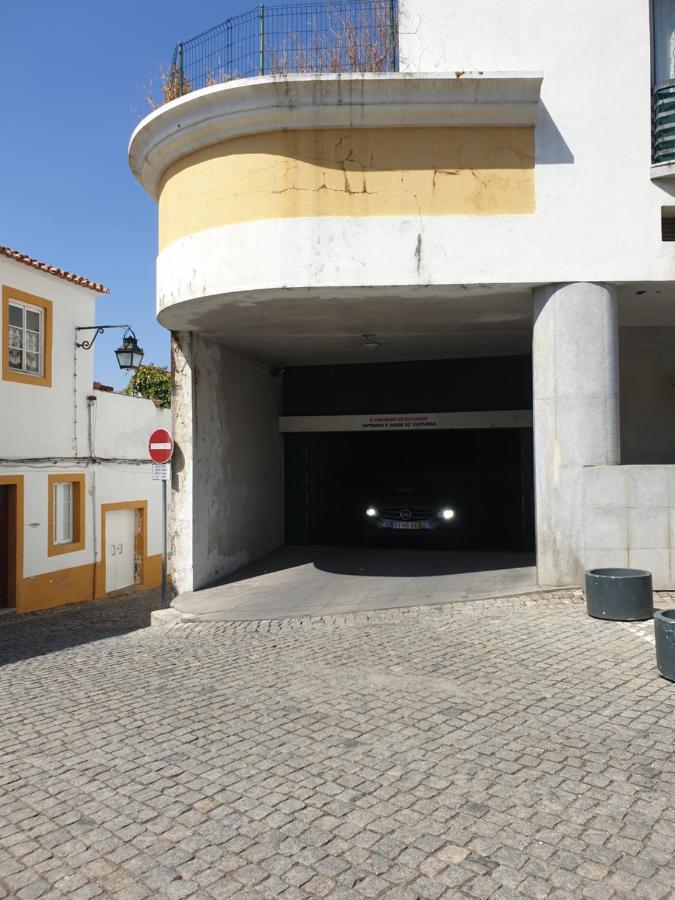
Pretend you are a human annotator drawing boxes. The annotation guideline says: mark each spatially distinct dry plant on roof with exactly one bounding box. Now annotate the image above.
[161,63,192,102]
[268,0,395,75]
[145,64,192,110]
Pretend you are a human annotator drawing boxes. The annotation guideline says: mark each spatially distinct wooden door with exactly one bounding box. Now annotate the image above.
[105,509,136,593]
[0,487,8,607]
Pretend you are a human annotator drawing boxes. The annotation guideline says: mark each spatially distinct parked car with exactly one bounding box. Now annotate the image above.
[363,484,456,544]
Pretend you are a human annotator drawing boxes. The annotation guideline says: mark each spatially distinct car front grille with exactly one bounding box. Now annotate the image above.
[380,507,434,521]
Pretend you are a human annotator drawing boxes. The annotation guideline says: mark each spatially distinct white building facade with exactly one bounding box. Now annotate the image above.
[0,247,169,613]
[129,0,675,593]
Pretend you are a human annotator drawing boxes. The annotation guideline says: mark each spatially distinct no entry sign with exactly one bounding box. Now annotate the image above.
[148,428,174,464]
[149,428,173,611]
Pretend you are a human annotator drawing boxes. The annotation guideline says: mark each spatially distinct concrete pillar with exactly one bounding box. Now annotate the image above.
[532,283,620,586]
[169,331,284,596]
[170,331,196,594]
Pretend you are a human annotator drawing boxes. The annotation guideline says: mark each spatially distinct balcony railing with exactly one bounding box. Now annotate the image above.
[653,80,675,164]
[163,0,398,103]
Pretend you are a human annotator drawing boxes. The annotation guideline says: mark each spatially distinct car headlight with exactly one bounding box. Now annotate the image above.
[440,508,455,520]
[366,507,378,518]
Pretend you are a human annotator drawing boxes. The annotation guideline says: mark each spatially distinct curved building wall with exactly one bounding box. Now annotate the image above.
[129,70,675,334]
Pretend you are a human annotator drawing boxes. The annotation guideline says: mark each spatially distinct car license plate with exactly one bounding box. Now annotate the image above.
[392,521,421,530]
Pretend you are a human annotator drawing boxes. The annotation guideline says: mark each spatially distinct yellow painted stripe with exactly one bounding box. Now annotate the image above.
[158,126,535,250]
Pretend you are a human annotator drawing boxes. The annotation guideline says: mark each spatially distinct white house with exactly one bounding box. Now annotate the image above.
[0,245,170,613]
[128,0,675,594]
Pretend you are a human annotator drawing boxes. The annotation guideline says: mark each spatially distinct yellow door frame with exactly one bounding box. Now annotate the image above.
[100,500,148,594]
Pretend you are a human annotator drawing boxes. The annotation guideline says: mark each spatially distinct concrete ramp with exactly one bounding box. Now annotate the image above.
[171,547,538,622]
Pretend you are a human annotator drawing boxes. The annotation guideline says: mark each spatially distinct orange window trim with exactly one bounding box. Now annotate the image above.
[2,284,53,388]
[48,473,86,557]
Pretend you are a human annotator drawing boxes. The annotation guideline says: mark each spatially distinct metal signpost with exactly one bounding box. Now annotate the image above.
[148,429,174,609]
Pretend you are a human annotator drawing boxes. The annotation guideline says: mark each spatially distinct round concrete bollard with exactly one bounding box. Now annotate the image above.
[585,568,654,621]
[654,610,675,682]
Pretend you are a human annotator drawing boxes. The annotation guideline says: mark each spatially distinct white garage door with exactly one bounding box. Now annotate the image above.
[105,509,136,593]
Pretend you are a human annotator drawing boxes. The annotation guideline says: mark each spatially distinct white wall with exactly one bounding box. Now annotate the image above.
[620,327,675,464]
[583,465,675,588]
[92,390,171,459]
[397,0,674,283]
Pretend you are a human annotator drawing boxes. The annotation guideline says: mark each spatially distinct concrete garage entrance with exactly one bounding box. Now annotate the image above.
[167,346,541,605]
[171,355,538,622]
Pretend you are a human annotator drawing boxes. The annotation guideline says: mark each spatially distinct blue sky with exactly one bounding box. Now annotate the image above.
[1,0,255,389]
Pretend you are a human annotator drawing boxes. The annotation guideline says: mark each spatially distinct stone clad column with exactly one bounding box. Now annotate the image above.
[532,283,620,585]
[168,331,284,596]
[170,331,196,594]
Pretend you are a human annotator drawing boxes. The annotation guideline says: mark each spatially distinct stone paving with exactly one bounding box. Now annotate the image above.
[0,589,674,899]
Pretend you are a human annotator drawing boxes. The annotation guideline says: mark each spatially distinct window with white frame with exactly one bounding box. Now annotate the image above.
[53,481,74,546]
[8,300,44,376]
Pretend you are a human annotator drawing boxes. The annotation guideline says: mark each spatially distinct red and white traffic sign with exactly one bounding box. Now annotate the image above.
[150,429,173,609]
[148,428,174,464]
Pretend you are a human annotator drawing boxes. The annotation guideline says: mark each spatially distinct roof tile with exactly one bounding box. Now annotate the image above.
[0,245,109,294]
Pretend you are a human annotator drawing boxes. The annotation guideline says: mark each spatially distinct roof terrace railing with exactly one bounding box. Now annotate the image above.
[163,0,399,103]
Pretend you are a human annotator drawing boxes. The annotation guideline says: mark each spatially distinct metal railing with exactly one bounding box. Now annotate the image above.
[653,80,675,163]
[165,0,398,101]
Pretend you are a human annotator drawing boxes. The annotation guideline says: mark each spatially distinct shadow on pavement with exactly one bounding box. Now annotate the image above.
[0,591,158,666]
[209,546,536,586]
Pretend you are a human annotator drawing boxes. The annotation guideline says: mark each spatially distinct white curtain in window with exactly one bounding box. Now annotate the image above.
[7,301,42,375]
[654,0,675,83]
[54,482,73,545]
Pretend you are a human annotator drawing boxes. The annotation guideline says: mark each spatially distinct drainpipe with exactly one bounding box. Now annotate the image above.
[88,395,98,600]
[73,332,79,457]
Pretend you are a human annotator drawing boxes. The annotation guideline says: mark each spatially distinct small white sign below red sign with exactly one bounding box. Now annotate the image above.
[148,428,174,464]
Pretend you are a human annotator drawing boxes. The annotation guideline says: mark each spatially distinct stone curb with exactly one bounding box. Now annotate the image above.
[150,607,184,627]
[153,588,587,631]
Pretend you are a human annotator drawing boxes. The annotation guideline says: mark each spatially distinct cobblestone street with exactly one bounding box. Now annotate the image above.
[1,591,674,899]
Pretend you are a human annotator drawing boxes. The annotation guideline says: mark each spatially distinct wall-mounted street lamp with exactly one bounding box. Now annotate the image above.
[76,324,145,371]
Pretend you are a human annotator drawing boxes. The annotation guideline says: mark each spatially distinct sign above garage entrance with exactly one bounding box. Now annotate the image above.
[279,410,533,433]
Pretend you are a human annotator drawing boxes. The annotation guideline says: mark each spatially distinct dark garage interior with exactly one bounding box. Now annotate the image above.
[284,428,534,550]
[283,356,535,553]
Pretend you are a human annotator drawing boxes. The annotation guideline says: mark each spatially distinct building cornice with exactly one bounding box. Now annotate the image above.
[129,71,543,199]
